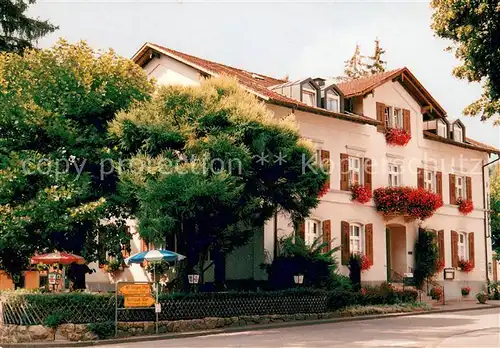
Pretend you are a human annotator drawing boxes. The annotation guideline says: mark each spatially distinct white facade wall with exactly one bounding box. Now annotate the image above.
[88,51,496,299]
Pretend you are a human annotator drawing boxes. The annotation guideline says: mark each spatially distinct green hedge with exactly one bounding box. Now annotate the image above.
[1,287,418,325]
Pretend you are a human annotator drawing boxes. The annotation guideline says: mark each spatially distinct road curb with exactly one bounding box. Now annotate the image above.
[3,304,499,348]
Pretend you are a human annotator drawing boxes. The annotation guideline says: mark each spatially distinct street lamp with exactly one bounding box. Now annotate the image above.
[188,274,200,292]
[294,274,304,286]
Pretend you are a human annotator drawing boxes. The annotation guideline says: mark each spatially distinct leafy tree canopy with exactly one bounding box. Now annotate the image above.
[0,0,57,54]
[0,40,153,277]
[431,0,500,124]
[110,77,328,275]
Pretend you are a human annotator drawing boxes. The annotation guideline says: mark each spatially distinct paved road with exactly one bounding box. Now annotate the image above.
[99,308,500,348]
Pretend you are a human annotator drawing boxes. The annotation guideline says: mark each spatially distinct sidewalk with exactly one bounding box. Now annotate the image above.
[3,301,499,348]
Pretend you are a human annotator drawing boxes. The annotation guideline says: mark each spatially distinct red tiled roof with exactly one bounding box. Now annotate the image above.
[337,69,405,98]
[337,68,447,118]
[423,131,500,155]
[132,43,380,126]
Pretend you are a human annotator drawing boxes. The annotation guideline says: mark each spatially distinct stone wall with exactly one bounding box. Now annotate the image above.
[0,312,341,343]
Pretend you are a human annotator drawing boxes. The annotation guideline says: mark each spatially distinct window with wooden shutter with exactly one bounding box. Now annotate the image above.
[364,158,372,192]
[365,223,374,264]
[321,150,330,189]
[438,230,445,266]
[449,174,456,205]
[376,102,386,133]
[322,220,331,252]
[466,176,472,200]
[340,153,349,191]
[403,109,411,134]
[468,232,475,268]
[417,168,424,189]
[436,171,443,200]
[451,230,459,268]
[341,221,350,265]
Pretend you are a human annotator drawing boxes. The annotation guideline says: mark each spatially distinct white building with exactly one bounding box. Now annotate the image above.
[86,43,500,299]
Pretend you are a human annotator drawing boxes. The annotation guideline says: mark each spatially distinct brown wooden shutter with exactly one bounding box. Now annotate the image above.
[340,153,349,191]
[468,232,475,268]
[298,220,305,241]
[364,158,372,192]
[341,221,350,265]
[322,220,331,253]
[466,176,472,200]
[403,109,411,134]
[376,102,386,133]
[449,174,456,205]
[321,150,330,189]
[365,223,374,264]
[438,230,445,266]
[451,230,458,268]
[436,171,443,200]
[417,168,424,189]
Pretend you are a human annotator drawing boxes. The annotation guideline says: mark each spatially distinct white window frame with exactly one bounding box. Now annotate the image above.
[388,163,402,187]
[437,120,447,137]
[455,175,466,199]
[458,232,468,261]
[302,89,316,107]
[348,156,362,186]
[305,219,321,246]
[349,223,364,255]
[326,91,340,112]
[453,124,463,142]
[424,169,436,192]
[392,107,403,129]
[385,105,403,129]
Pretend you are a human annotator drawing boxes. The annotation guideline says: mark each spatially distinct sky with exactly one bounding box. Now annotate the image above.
[29,0,499,148]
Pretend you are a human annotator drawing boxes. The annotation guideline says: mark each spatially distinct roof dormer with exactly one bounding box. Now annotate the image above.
[270,78,321,107]
[320,83,345,113]
[423,118,449,138]
[450,119,466,143]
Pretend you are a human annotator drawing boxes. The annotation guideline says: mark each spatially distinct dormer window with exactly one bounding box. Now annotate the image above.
[326,90,340,112]
[453,124,463,142]
[437,119,447,137]
[302,90,316,106]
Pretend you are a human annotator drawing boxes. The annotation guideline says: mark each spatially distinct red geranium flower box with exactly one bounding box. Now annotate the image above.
[458,259,474,273]
[318,181,329,198]
[360,254,373,272]
[350,184,372,204]
[385,128,411,146]
[457,198,474,215]
[373,186,442,221]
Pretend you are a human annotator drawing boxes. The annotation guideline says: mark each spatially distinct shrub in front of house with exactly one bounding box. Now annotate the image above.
[263,236,343,290]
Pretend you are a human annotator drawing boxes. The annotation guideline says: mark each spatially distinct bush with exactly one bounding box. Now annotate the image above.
[264,236,341,290]
[488,282,500,300]
[430,287,443,300]
[44,313,64,328]
[414,229,438,289]
[476,291,488,304]
[88,322,115,339]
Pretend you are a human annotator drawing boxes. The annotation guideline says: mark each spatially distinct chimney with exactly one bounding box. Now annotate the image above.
[313,77,326,87]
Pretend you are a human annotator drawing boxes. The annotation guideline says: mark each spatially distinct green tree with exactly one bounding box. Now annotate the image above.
[338,44,368,82]
[0,40,153,282]
[110,77,328,287]
[413,228,439,289]
[0,0,58,54]
[366,38,387,75]
[431,0,500,124]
